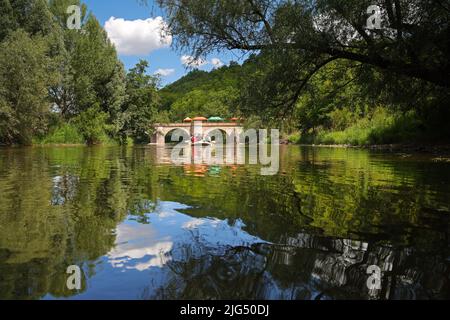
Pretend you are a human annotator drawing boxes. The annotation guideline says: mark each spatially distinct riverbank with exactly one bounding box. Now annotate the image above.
[295,143,450,158]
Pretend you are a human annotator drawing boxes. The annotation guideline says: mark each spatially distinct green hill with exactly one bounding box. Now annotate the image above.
[159,61,249,122]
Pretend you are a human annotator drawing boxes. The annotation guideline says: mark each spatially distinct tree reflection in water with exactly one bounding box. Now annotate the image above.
[0,146,449,299]
[132,205,449,300]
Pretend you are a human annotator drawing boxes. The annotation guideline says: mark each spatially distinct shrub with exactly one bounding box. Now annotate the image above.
[305,107,422,146]
[35,123,84,145]
[287,132,301,144]
[73,105,112,145]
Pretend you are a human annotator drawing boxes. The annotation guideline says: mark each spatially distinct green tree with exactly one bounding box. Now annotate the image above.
[155,0,449,120]
[0,30,54,145]
[157,0,449,87]
[49,1,127,140]
[0,0,16,41]
[45,11,126,140]
[159,63,242,121]
[73,104,111,145]
[0,0,66,57]
[70,15,126,120]
[48,0,87,119]
[122,60,161,143]
[170,89,235,121]
[0,0,127,145]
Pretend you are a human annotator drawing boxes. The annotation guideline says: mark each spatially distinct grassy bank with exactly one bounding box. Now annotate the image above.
[33,123,129,146]
[33,123,84,145]
[287,108,436,146]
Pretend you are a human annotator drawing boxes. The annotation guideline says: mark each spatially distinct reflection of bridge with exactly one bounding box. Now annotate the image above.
[151,122,244,145]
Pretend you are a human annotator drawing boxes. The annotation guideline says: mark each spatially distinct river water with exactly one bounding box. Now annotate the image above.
[0,145,449,299]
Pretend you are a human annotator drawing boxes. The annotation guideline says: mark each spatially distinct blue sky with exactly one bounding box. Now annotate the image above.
[81,0,244,86]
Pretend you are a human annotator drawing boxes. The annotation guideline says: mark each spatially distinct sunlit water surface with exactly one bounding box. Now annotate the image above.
[0,145,449,300]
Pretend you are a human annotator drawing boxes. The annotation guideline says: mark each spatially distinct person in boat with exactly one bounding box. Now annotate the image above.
[192,134,201,144]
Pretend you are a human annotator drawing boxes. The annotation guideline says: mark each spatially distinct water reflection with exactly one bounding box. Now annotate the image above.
[108,202,265,272]
[0,146,449,299]
[39,201,448,300]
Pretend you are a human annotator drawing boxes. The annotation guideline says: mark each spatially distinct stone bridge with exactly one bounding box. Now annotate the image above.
[151,122,244,145]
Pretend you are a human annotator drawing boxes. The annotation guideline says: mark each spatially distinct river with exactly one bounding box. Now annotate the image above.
[0,145,449,299]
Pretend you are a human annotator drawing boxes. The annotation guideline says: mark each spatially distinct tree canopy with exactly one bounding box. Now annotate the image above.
[0,0,162,145]
[156,0,449,113]
[159,63,245,121]
[121,60,162,143]
[0,30,54,144]
[0,0,448,145]
[158,0,449,86]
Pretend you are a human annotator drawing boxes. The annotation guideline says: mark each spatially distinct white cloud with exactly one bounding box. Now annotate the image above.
[180,55,208,68]
[211,58,224,68]
[180,56,227,69]
[104,16,172,56]
[154,68,175,77]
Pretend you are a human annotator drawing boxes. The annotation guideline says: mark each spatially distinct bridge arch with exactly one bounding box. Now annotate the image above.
[163,128,190,143]
[204,128,230,143]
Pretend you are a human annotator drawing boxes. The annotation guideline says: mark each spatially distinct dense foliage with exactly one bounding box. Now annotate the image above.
[160,62,248,121]
[121,60,163,143]
[0,0,449,146]
[156,0,450,144]
[0,0,162,145]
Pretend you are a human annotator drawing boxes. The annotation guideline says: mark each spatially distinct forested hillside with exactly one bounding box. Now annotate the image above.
[159,61,245,122]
